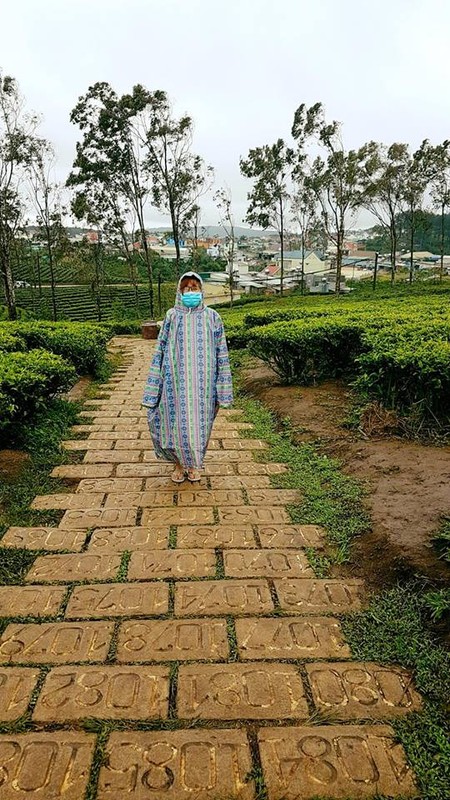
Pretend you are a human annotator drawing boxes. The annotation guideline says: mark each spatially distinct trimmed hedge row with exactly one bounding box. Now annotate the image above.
[0,350,76,434]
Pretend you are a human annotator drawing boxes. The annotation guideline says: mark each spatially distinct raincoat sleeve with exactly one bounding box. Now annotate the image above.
[214,316,233,407]
[142,312,172,408]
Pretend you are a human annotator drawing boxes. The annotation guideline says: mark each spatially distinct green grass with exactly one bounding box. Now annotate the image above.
[343,584,450,799]
[432,517,450,564]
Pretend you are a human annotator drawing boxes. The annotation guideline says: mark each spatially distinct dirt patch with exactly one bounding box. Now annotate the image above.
[241,363,450,588]
[0,450,30,482]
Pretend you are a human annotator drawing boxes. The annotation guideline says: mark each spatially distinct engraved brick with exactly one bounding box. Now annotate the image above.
[65,582,169,618]
[246,489,300,505]
[218,506,290,525]
[141,507,214,526]
[210,475,272,489]
[0,731,95,799]
[0,667,40,720]
[205,450,254,462]
[0,527,86,551]
[59,508,137,529]
[114,439,145,450]
[221,439,268,450]
[210,428,239,438]
[128,550,216,579]
[31,493,104,510]
[25,553,121,583]
[306,662,422,719]
[142,451,165,462]
[259,725,417,798]
[103,491,175,508]
[224,549,313,578]
[88,527,169,552]
[117,619,229,662]
[33,665,169,721]
[176,525,256,549]
[236,617,351,659]
[175,580,274,616]
[76,478,143,493]
[177,490,243,506]
[116,463,172,477]
[178,663,308,719]
[89,431,140,440]
[98,729,253,799]
[0,621,113,664]
[64,439,111,450]
[84,449,140,462]
[259,524,326,548]
[204,463,236,476]
[145,476,207,490]
[50,464,114,479]
[0,586,65,617]
[236,462,287,475]
[274,579,365,613]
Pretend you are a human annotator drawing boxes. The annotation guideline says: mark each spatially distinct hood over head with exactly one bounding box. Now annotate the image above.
[175,271,204,310]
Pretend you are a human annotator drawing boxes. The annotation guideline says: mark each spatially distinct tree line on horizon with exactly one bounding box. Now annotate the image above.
[2,71,450,322]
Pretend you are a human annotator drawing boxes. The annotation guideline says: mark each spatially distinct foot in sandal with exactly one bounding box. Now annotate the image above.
[187,468,202,482]
[171,464,185,483]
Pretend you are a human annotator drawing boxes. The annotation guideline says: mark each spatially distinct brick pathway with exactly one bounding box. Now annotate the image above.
[0,338,421,799]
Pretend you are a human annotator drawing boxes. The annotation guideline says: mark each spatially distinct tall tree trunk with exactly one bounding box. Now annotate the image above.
[409,207,414,284]
[440,202,445,283]
[0,254,17,320]
[279,196,284,296]
[169,200,180,277]
[301,231,305,296]
[46,229,57,321]
[335,227,343,297]
[391,223,397,284]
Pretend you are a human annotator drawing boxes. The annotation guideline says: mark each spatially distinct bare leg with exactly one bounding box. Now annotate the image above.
[171,461,185,483]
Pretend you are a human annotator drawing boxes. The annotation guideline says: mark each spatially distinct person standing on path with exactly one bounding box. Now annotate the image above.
[142,271,233,483]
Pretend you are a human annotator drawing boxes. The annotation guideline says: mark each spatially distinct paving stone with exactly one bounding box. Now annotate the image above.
[175,579,274,616]
[246,488,301,505]
[0,527,86,551]
[63,439,108,450]
[210,475,272,489]
[236,462,287,475]
[205,450,254,462]
[71,424,96,433]
[128,549,216,579]
[76,478,143,493]
[25,553,121,583]
[33,665,169,721]
[222,439,268,450]
[204,463,236,476]
[306,662,422,720]
[84,449,141,463]
[178,663,308,719]
[214,421,253,430]
[88,526,169,552]
[51,464,114,479]
[143,450,167,462]
[176,525,256,548]
[274,579,366,613]
[0,621,113,664]
[117,619,229,662]
[236,617,351,659]
[224,549,313,578]
[65,582,169,618]
[145,476,208,490]
[59,508,137,529]
[116,463,172,477]
[177,490,244,506]
[0,667,40,720]
[259,524,326,548]
[259,724,417,798]
[141,507,215,525]
[89,431,140,440]
[210,428,240,438]
[97,729,253,799]
[103,491,175,508]
[218,506,290,524]
[0,585,66,617]
[0,731,95,799]
[31,493,105,510]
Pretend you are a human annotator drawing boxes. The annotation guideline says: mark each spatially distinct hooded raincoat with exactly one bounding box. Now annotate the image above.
[142,272,233,469]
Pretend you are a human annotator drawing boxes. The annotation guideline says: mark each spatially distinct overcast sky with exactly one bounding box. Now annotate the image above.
[2,0,450,230]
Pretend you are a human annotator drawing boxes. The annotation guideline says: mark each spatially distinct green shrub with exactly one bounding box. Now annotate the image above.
[0,329,25,353]
[1,322,110,376]
[0,350,76,437]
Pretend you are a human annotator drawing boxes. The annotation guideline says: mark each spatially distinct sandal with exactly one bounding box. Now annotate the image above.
[187,468,202,483]
[171,465,185,483]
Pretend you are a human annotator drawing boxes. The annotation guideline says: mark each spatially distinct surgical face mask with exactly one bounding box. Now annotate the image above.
[181,291,202,308]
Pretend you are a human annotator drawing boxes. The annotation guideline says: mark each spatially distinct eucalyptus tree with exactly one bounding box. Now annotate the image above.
[240,139,293,295]
[402,140,438,283]
[430,141,450,282]
[215,186,236,306]
[291,102,369,295]
[142,91,213,275]
[290,165,320,294]
[0,72,38,319]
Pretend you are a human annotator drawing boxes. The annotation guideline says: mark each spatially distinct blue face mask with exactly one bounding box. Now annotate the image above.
[181,291,202,308]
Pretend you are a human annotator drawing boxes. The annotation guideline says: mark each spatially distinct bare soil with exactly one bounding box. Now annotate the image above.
[241,362,450,589]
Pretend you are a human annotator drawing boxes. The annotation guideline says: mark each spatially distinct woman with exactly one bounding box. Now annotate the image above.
[142,271,233,483]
